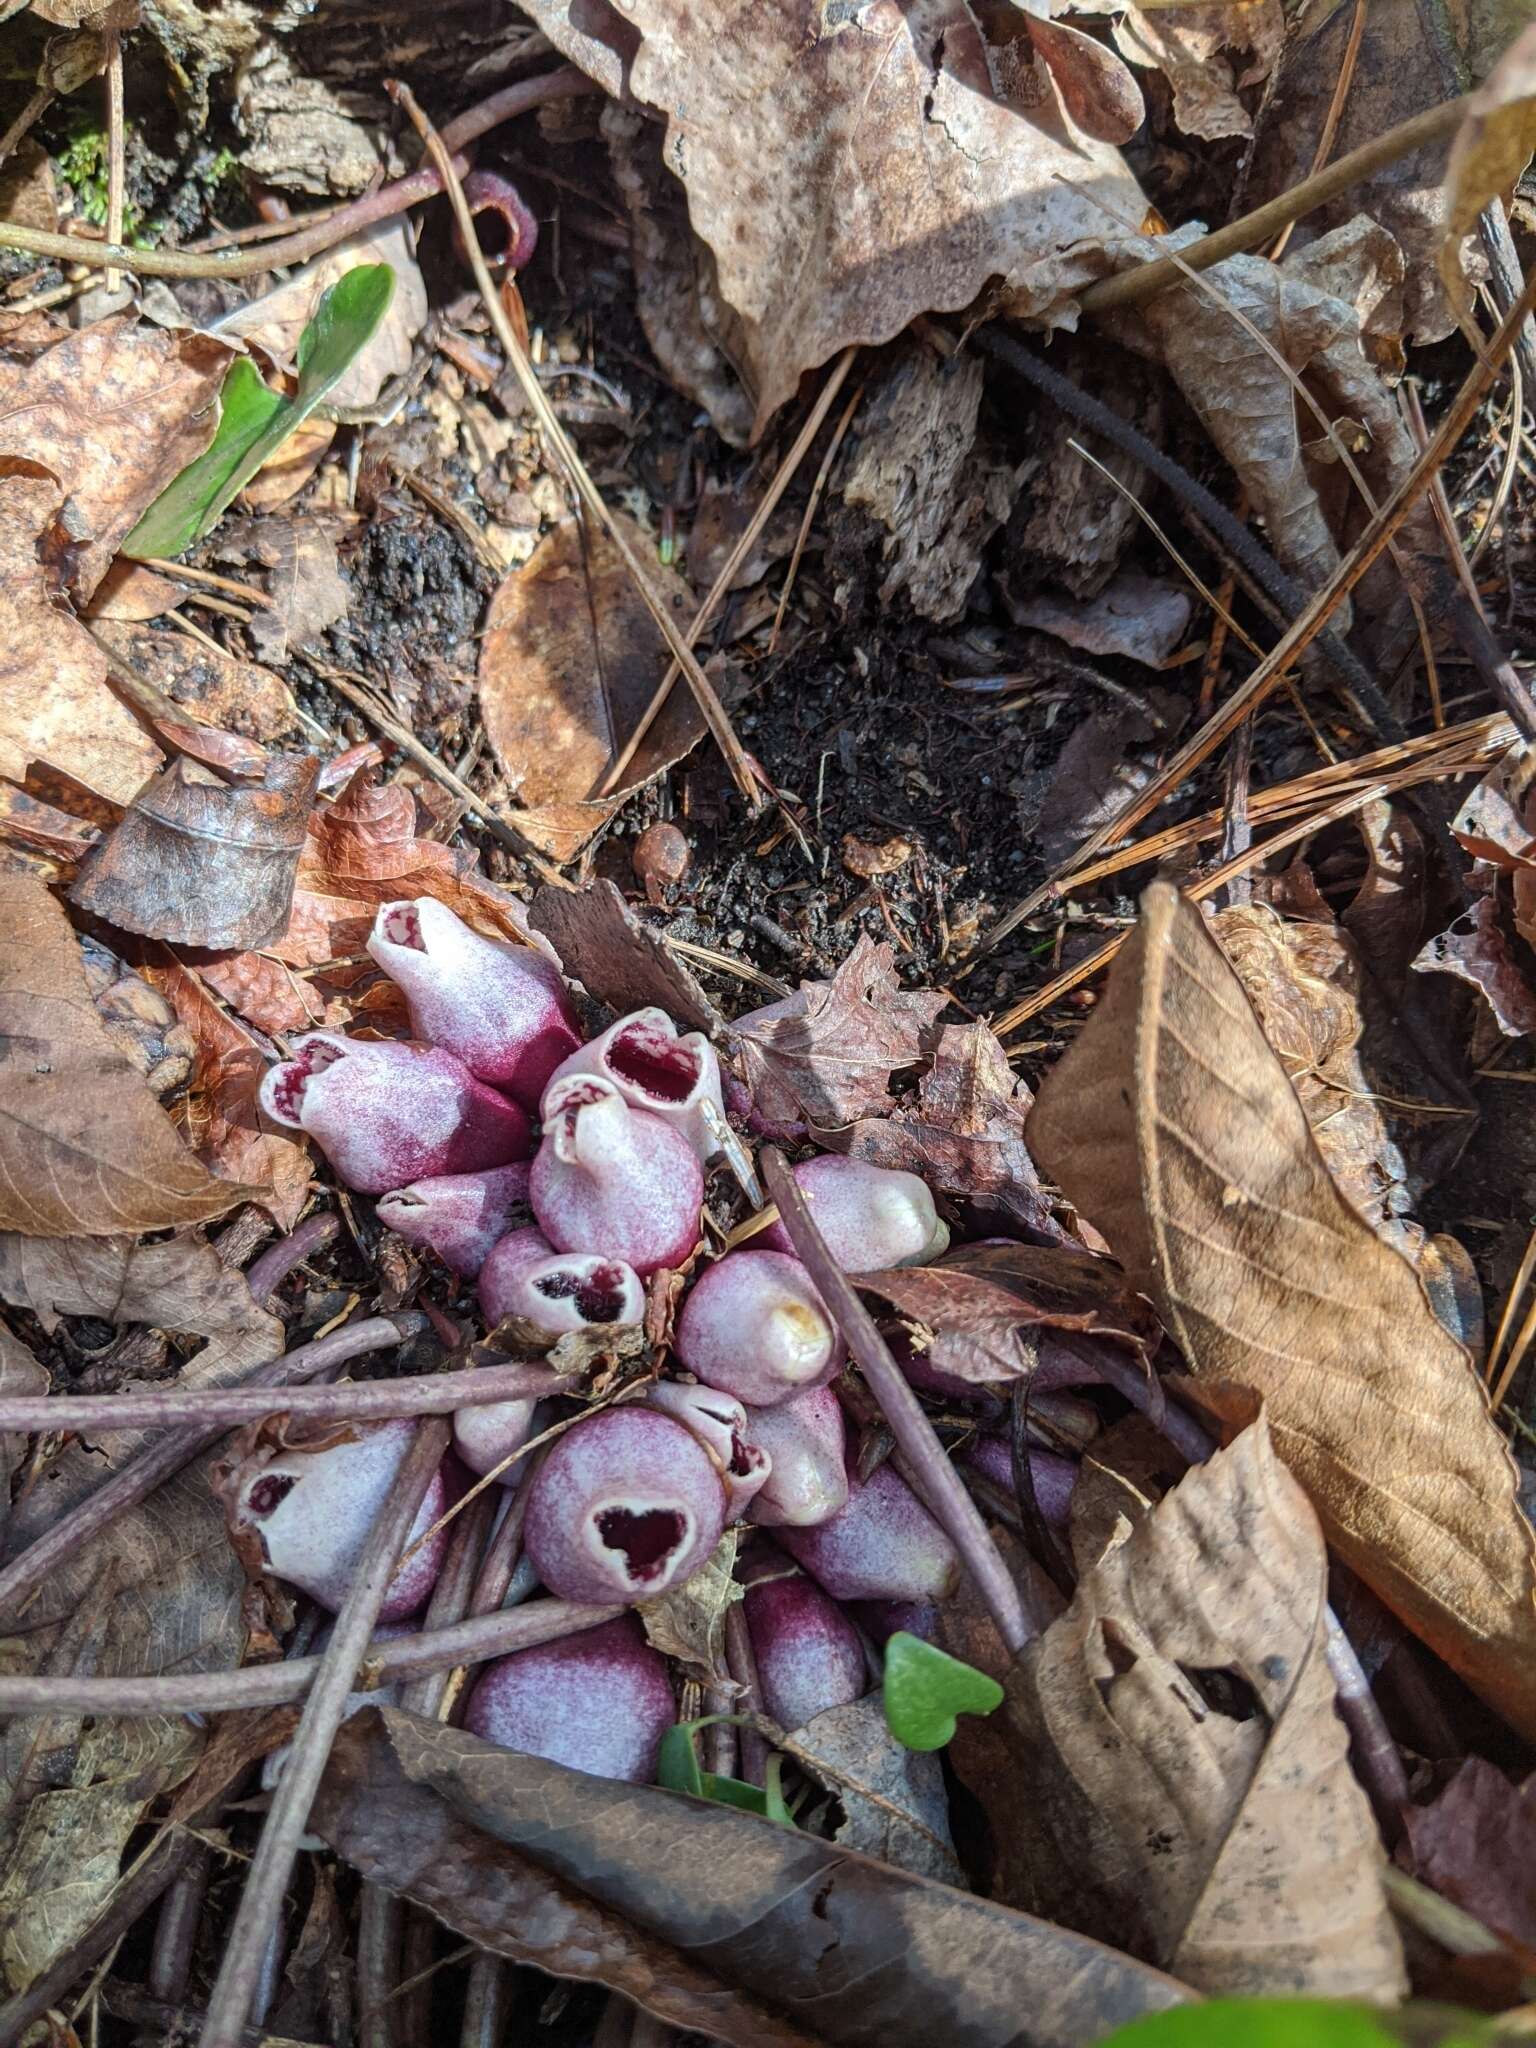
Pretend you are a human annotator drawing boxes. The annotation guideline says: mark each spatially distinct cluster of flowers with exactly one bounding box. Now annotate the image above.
[236,900,1052,1783]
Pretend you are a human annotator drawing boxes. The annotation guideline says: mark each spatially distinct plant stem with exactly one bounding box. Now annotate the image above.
[0,1313,427,1624]
[0,1359,571,1433]
[245,1213,340,1307]
[200,1420,452,2047]
[1078,95,1467,315]
[759,1148,1032,1655]
[0,67,594,278]
[0,1598,622,1717]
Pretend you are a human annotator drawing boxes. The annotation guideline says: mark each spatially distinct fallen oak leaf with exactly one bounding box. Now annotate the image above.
[70,750,320,951]
[730,932,945,1128]
[0,875,258,1236]
[313,1704,1190,2046]
[1006,1414,1405,2000]
[1027,883,1536,1741]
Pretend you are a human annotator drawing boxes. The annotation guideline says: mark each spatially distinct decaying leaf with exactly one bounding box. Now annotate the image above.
[90,621,297,742]
[144,962,314,1230]
[1006,1416,1405,2000]
[214,515,350,666]
[1441,21,1536,323]
[1411,885,1536,1039]
[854,1240,1152,1385]
[1110,0,1283,141]
[1007,572,1191,668]
[0,1227,271,1335]
[730,933,945,1128]
[523,0,1147,438]
[639,1527,742,1686]
[313,1706,1189,2046]
[0,471,162,805]
[478,515,704,861]
[71,751,320,951]
[0,875,257,1236]
[838,344,1021,624]
[0,1322,46,1534]
[1028,883,1536,1740]
[836,1019,1060,1238]
[530,878,725,1036]
[791,1693,964,1886]
[1398,1757,1536,1954]
[0,315,231,598]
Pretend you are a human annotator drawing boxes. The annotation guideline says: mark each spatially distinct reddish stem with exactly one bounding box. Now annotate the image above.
[760,1148,1032,1655]
[0,1360,573,1434]
[245,1213,340,1308]
[0,1312,428,1623]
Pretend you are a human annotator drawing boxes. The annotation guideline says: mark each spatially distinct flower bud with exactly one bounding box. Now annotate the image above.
[776,1463,959,1604]
[367,898,580,1110]
[544,1007,725,1163]
[744,1565,867,1731]
[524,1407,726,1604]
[530,1074,702,1278]
[961,1434,1077,1526]
[644,1381,771,1520]
[760,1156,948,1270]
[259,1032,531,1196]
[465,1615,675,1782]
[850,1598,940,1646]
[741,1384,848,1528]
[375,1162,530,1277]
[479,1225,644,1337]
[453,1391,541,1481]
[226,1418,449,1621]
[674,1250,844,1408]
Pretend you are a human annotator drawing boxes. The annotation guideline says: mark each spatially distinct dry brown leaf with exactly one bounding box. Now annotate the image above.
[0,1322,46,1535]
[71,751,320,951]
[638,1527,741,1687]
[838,344,1021,624]
[314,1705,1190,2045]
[1398,1756,1536,1954]
[836,1019,1061,1238]
[0,875,257,1236]
[478,514,704,862]
[1006,1415,1405,1999]
[730,933,945,1128]
[1007,572,1191,667]
[1027,881,1536,1740]
[524,0,1146,438]
[1412,883,1536,1039]
[0,471,162,805]
[214,515,350,666]
[0,316,229,600]
[1110,0,1283,141]
[0,1228,270,1335]
[82,558,188,623]
[530,878,725,1037]
[1441,20,1536,323]
[791,1692,964,1885]
[143,962,314,1230]
[90,622,297,742]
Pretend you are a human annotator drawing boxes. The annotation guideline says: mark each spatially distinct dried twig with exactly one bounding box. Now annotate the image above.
[0,1360,573,1434]
[1078,96,1467,316]
[103,30,124,295]
[244,1213,339,1308]
[0,1314,427,1622]
[199,1420,452,2046]
[760,1148,1031,1653]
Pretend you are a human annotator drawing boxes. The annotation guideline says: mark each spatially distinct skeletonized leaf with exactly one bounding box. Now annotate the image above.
[1008,1416,1405,2000]
[0,876,257,1236]
[1028,883,1536,1740]
[313,1705,1189,2047]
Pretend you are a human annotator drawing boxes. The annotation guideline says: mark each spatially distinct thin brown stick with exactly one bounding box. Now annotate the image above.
[724,1604,770,1788]
[597,347,860,795]
[0,1598,622,1717]
[0,1313,426,1622]
[767,373,866,654]
[0,1360,572,1435]
[103,30,124,295]
[1267,0,1368,263]
[0,69,594,278]
[393,83,760,810]
[200,1420,451,2047]
[1079,95,1467,316]
[760,1149,1031,1654]
[399,1486,498,1721]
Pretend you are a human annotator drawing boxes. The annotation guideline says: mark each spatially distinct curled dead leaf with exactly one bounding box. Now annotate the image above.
[1441,22,1536,324]
[1028,882,1536,1740]
[1006,1414,1405,1999]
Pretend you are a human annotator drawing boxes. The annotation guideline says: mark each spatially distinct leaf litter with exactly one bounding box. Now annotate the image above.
[0,6,1534,2040]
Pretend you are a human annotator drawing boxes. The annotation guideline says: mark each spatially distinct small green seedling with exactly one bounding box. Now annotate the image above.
[657,1715,794,1826]
[1096,1997,1508,2048]
[125,262,394,560]
[882,1630,1003,1752]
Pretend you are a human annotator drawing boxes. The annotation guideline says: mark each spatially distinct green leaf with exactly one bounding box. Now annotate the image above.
[882,1630,1003,1751]
[124,262,395,559]
[1096,1998,1508,2048]
[657,1718,794,1825]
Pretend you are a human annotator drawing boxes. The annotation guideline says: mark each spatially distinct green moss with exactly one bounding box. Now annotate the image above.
[56,115,141,237]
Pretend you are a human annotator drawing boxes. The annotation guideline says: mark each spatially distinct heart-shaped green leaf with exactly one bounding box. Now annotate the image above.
[882,1630,1003,1751]
[1096,1997,1500,2048]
